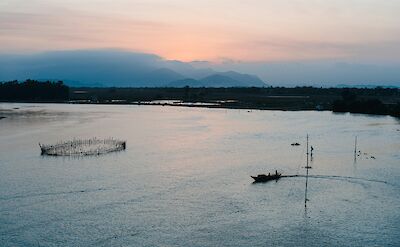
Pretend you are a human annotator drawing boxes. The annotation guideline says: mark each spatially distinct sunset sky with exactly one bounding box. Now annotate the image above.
[1,0,399,63]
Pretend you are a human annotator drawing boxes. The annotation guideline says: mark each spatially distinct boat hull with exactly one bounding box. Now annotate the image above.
[251,174,281,183]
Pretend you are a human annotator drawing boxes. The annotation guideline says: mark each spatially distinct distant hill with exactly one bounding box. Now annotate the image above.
[141,68,185,86]
[167,73,266,87]
[0,50,266,87]
[200,74,244,87]
[216,71,266,87]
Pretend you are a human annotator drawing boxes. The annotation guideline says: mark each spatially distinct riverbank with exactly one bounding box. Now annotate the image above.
[1,81,399,117]
[69,86,400,117]
[3,97,399,118]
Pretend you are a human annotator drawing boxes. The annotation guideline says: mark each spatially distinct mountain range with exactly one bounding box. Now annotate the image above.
[167,72,265,87]
[0,50,266,87]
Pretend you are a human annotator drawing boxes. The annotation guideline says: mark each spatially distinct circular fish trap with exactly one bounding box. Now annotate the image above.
[39,138,126,156]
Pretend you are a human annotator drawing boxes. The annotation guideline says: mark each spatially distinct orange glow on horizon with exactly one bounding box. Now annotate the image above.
[0,0,399,63]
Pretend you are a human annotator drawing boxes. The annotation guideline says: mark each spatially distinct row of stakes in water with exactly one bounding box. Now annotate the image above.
[39,138,126,156]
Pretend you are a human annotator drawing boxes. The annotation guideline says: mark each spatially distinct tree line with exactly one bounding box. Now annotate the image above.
[0,80,69,101]
[332,89,400,117]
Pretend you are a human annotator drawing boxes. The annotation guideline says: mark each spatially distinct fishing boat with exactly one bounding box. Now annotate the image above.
[251,135,309,183]
[251,171,282,183]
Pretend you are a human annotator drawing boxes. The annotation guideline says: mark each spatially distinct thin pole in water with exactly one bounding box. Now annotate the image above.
[304,134,309,208]
[354,136,358,153]
[354,136,358,163]
[305,134,312,169]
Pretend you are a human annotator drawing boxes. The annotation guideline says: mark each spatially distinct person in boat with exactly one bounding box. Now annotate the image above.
[268,172,270,176]
[275,170,278,176]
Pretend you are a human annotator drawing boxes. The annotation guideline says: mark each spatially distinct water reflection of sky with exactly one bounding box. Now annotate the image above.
[0,103,399,246]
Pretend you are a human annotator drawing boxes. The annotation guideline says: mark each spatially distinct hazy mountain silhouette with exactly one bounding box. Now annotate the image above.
[141,68,185,86]
[215,71,265,87]
[0,49,266,87]
[167,72,266,87]
[0,50,158,87]
[160,60,217,79]
[1,49,399,87]
[201,74,242,87]
[201,60,400,87]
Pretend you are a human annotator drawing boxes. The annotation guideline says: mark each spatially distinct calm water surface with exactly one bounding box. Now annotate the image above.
[0,103,399,246]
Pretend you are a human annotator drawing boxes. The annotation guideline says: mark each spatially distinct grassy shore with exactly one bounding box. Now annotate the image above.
[69,87,400,116]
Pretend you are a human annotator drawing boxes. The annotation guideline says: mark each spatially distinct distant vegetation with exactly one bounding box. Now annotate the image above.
[0,80,69,101]
[332,89,400,117]
[1,80,399,117]
[70,86,400,117]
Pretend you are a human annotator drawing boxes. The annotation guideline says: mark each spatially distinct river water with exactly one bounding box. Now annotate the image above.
[0,103,399,246]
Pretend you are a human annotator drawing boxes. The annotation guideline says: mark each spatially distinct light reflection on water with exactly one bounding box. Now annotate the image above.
[0,103,399,246]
